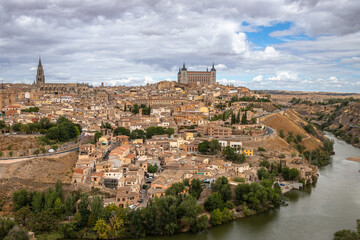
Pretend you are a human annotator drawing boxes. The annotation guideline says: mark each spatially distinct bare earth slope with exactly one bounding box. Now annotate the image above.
[261,109,323,151]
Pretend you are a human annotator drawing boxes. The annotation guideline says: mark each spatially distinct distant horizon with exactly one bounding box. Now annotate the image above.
[3,78,360,95]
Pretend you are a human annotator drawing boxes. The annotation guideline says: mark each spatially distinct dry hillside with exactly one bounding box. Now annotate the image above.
[261,109,323,151]
[0,135,42,151]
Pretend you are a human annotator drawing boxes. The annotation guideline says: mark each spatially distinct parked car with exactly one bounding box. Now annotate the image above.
[129,205,136,210]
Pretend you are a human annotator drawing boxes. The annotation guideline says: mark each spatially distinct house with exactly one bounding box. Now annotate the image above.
[116,187,140,207]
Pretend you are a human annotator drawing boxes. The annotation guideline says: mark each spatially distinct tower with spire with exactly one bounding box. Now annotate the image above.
[177,62,216,85]
[35,57,45,87]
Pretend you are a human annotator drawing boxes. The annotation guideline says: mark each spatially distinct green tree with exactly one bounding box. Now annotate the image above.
[257,167,271,180]
[333,229,358,240]
[33,149,40,156]
[75,194,90,228]
[114,127,130,136]
[211,176,232,202]
[165,128,175,137]
[198,140,210,154]
[178,196,204,232]
[209,139,221,154]
[189,178,203,199]
[130,129,146,140]
[147,164,158,174]
[323,139,335,153]
[14,206,33,226]
[210,208,223,226]
[89,196,104,221]
[0,120,6,129]
[94,131,102,143]
[31,191,44,212]
[3,225,29,240]
[204,192,223,212]
[304,123,316,135]
[241,111,247,124]
[279,130,285,138]
[288,168,300,181]
[12,189,31,211]
[93,219,111,239]
[0,218,15,240]
[260,159,270,169]
[165,182,185,196]
[54,197,63,215]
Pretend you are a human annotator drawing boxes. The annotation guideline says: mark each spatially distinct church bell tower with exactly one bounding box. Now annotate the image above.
[36,57,45,86]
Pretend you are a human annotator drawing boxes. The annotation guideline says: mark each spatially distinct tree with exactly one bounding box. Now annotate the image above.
[130,129,145,140]
[94,131,102,143]
[51,144,59,151]
[241,111,247,124]
[14,206,33,226]
[77,194,90,228]
[54,197,63,215]
[31,191,44,212]
[147,164,158,174]
[289,168,300,181]
[323,139,334,153]
[211,177,232,202]
[0,120,6,129]
[235,183,251,205]
[192,214,208,233]
[64,194,77,216]
[11,123,22,132]
[33,149,40,156]
[3,226,29,240]
[210,209,223,226]
[204,192,223,212]
[198,140,210,154]
[12,189,31,211]
[0,218,15,240]
[165,128,175,137]
[304,123,316,135]
[189,178,203,199]
[89,196,104,221]
[260,159,270,169]
[165,182,185,196]
[114,127,130,136]
[279,130,285,138]
[257,167,271,180]
[94,219,111,239]
[333,230,358,240]
[178,196,204,232]
[209,139,221,154]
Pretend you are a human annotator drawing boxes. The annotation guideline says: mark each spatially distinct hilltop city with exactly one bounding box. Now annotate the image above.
[0,59,359,239]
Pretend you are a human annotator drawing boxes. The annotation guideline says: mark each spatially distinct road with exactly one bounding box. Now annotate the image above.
[0,146,79,161]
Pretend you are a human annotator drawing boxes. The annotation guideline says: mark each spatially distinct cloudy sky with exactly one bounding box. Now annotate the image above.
[0,0,359,92]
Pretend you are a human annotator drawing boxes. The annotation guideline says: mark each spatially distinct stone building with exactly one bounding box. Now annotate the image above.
[33,58,90,95]
[177,63,216,85]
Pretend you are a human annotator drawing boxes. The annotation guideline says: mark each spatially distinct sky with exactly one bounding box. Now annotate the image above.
[0,0,360,92]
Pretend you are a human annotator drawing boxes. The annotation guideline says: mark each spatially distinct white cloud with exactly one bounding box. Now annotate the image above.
[268,72,298,82]
[252,75,263,82]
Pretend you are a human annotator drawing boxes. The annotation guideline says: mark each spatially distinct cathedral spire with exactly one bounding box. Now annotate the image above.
[38,56,42,66]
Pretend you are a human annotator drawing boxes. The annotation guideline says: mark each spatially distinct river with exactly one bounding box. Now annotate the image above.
[146,133,360,240]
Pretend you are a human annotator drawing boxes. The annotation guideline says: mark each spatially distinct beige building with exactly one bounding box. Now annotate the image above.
[178,63,216,85]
